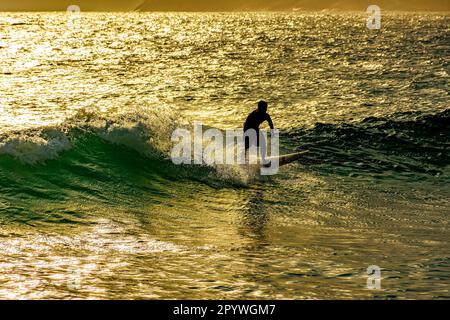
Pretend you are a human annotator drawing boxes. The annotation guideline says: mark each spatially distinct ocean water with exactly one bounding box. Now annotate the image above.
[0,12,449,299]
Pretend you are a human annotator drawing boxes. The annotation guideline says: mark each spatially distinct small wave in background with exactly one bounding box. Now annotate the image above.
[285,108,450,182]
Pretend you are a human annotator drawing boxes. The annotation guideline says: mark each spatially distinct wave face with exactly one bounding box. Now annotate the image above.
[0,106,255,227]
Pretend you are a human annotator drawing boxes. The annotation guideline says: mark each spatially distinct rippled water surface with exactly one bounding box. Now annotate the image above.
[0,12,449,299]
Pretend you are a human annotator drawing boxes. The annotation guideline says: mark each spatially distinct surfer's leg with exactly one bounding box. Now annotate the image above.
[244,135,250,150]
[244,129,259,164]
[258,131,270,165]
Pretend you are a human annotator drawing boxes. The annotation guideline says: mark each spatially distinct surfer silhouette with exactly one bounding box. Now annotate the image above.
[244,101,274,164]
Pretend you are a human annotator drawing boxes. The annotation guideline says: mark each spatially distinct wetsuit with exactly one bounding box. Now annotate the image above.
[243,110,274,164]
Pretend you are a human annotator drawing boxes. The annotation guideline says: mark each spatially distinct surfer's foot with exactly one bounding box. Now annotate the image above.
[262,160,272,167]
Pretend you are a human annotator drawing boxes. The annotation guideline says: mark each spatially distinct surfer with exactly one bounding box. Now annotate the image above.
[244,101,274,164]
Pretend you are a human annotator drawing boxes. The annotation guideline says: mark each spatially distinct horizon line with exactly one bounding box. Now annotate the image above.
[1,9,449,13]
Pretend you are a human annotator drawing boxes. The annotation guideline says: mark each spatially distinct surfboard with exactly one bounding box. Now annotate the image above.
[262,150,310,168]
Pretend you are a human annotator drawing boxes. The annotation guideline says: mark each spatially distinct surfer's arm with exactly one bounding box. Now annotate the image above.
[266,115,274,130]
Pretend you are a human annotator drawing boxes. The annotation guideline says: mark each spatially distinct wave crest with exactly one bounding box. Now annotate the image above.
[0,106,178,164]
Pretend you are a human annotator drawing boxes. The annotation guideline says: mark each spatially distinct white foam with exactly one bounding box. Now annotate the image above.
[71,106,178,158]
[0,130,72,164]
[0,106,179,164]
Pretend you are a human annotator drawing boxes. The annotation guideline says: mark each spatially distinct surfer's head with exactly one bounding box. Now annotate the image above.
[258,100,268,114]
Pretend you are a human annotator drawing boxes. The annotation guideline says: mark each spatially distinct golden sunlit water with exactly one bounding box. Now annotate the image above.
[0,12,449,299]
